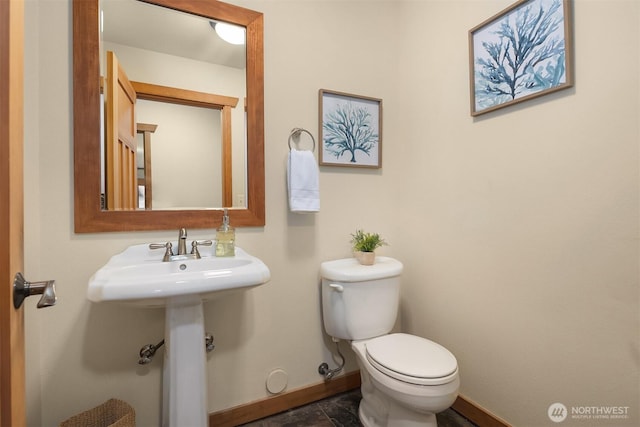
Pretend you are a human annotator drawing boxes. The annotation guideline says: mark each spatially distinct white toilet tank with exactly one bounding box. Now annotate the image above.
[321,256,403,341]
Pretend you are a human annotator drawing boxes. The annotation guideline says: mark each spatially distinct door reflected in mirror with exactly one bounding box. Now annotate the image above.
[101,0,247,210]
[73,0,265,232]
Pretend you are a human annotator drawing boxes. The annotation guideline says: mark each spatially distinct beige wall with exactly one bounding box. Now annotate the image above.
[23,1,638,426]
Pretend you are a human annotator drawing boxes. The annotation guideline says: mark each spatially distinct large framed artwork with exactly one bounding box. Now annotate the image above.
[469,0,574,116]
[319,89,382,168]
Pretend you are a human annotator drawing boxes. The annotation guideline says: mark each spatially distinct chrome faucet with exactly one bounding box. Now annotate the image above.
[149,228,212,261]
[177,228,188,255]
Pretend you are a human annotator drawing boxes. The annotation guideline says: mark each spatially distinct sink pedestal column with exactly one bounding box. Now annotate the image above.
[162,295,208,427]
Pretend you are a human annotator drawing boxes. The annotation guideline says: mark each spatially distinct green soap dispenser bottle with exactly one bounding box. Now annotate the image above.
[215,209,235,257]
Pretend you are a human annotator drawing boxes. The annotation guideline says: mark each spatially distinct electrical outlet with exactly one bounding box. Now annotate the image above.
[237,194,245,206]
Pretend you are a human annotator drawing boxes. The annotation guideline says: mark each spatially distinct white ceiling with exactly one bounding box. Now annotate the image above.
[101,0,246,69]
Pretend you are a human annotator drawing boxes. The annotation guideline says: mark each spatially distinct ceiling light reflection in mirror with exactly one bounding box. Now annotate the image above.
[100,0,248,209]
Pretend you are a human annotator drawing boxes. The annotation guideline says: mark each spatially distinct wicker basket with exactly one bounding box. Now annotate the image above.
[59,399,135,427]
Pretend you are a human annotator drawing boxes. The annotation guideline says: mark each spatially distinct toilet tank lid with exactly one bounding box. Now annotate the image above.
[321,257,403,282]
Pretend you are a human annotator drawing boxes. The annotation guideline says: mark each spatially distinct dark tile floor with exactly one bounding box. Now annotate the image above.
[239,389,478,427]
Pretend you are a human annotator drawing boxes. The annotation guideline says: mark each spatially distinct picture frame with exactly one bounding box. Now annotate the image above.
[318,89,382,168]
[469,0,573,116]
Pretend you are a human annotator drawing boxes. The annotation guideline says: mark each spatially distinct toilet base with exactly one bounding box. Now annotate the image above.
[359,397,437,427]
[358,379,439,427]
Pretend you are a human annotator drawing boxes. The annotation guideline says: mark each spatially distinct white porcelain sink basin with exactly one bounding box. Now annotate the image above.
[88,243,270,307]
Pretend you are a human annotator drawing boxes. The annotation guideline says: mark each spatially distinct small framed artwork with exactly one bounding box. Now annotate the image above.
[319,89,382,168]
[469,0,573,116]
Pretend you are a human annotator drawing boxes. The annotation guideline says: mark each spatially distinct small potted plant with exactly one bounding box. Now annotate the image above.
[351,229,387,265]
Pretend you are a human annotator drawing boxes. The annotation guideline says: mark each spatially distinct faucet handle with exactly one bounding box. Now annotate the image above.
[149,242,173,262]
[191,240,213,259]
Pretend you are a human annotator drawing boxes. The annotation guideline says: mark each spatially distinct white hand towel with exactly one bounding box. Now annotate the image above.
[287,149,320,213]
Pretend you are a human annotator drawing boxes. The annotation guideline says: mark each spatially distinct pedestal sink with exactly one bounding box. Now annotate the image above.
[88,243,270,427]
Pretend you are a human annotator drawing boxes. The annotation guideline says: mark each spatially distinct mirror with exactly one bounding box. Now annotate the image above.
[73,0,264,232]
[100,0,246,210]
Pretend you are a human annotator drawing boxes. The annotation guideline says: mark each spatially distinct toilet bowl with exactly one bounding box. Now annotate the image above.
[321,257,460,427]
[352,334,459,427]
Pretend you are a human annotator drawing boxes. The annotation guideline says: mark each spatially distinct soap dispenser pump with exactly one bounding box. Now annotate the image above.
[215,209,235,257]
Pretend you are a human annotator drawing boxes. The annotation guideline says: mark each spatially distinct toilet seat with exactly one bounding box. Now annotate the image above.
[365,333,458,386]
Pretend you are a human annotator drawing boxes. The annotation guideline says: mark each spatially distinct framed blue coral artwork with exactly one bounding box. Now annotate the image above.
[469,0,574,116]
[319,89,382,168]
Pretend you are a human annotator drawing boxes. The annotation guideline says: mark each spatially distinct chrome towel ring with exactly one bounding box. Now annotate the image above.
[288,127,316,152]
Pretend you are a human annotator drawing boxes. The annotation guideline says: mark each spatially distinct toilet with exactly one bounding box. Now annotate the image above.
[321,256,459,427]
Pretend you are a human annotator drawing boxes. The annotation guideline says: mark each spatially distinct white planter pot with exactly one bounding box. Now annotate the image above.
[354,251,375,265]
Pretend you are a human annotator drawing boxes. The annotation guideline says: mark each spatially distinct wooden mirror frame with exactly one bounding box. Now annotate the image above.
[73,0,265,232]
